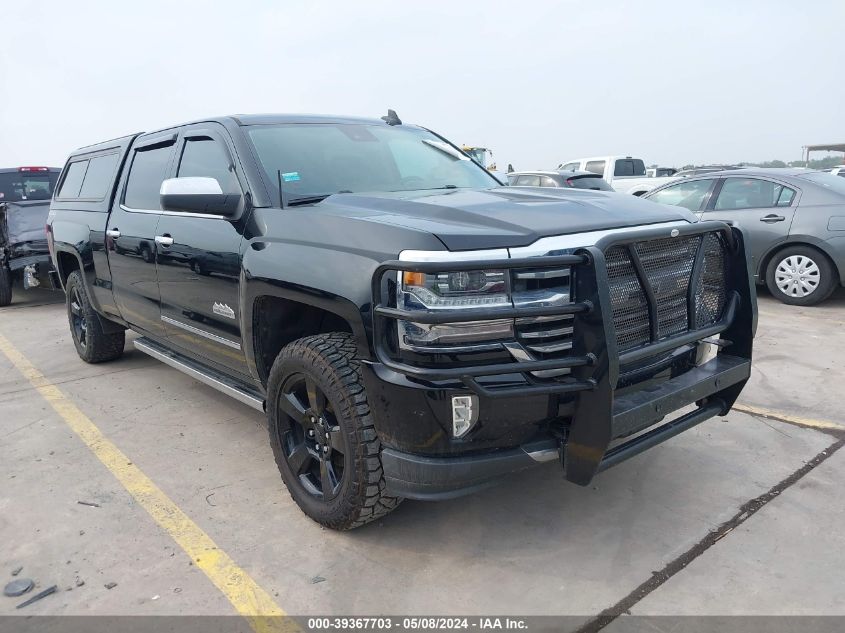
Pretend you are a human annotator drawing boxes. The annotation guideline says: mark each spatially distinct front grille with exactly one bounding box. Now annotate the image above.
[511,266,574,362]
[635,235,701,339]
[606,231,728,352]
[516,314,574,358]
[605,247,651,350]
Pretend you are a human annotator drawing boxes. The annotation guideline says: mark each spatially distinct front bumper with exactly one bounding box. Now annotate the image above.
[382,353,750,499]
[371,222,757,494]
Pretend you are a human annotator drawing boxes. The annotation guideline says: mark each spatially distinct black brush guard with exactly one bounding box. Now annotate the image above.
[371,222,756,485]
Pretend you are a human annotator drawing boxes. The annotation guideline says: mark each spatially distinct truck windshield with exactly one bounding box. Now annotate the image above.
[0,171,58,202]
[246,124,500,203]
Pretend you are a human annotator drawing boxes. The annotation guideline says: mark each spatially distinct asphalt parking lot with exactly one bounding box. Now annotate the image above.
[2,286,844,629]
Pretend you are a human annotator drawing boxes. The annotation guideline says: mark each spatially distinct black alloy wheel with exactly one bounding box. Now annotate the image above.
[277,373,347,500]
[69,284,88,350]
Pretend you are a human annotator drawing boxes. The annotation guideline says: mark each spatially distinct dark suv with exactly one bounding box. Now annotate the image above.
[48,113,756,529]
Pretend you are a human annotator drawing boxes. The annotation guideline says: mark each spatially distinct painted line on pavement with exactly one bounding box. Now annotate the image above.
[734,402,845,434]
[0,332,294,632]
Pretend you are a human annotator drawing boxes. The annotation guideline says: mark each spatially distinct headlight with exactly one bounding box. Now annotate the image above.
[398,269,514,350]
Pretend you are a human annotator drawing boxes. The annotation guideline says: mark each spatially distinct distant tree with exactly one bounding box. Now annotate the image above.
[746,156,843,170]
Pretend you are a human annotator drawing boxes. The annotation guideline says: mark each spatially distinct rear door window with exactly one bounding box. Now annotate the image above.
[714,178,781,210]
[57,161,88,199]
[78,153,120,200]
[124,143,175,210]
[775,185,796,207]
[585,160,606,176]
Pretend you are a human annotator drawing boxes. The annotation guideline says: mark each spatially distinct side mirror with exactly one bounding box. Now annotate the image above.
[160,177,240,216]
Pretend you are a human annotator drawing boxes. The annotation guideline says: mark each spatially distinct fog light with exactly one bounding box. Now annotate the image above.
[452,395,479,438]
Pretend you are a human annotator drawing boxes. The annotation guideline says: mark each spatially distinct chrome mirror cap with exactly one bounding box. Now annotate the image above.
[160,177,223,196]
[159,177,240,216]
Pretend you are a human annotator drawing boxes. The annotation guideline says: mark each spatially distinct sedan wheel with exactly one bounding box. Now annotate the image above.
[774,254,820,299]
[765,246,837,306]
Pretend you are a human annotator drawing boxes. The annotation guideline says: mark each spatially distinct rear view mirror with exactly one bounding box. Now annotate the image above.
[160,177,240,216]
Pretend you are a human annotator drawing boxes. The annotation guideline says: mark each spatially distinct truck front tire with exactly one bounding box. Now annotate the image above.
[65,271,125,363]
[266,332,402,529]
[0,266,12,307]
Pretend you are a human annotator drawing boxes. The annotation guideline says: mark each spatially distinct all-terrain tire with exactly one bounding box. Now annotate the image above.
[765,245,838,306]
[66,271,125,363]
[267,332,402,529]
[0,266,12,307]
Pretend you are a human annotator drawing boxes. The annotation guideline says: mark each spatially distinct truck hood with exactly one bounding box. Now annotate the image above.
[315,187,696,251]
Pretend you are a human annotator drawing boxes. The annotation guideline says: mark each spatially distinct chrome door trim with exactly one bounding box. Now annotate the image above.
[161,315,241,350]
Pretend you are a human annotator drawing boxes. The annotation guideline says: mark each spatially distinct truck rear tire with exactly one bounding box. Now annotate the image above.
[66,271,125,363]
[0,266,11,307]
[266,332,402,529]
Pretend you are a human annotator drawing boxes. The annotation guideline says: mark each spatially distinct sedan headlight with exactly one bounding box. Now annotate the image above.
[398,269,514,350]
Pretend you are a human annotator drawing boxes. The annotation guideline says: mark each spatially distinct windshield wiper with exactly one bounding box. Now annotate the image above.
[286,190,353,207]
[287,194,333,207]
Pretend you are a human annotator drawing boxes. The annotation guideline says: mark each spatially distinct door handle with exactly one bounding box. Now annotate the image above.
[105,228,121,238]
[760,214,785,223]
[155,234,174,247]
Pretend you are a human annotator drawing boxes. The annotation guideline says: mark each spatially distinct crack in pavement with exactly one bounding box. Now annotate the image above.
[575,435,845,633]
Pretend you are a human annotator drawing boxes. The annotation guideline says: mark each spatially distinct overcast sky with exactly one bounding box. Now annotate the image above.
[2,1,843,170]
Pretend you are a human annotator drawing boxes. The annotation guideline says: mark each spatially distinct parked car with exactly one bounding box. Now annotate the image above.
[506,170,613,190]
[557,156,674,195]
[48,113,755,529]
[674,165,744,178]
[0,166,62,306]
[827,166,845,178]
[644,168,845,306]
[646,167,677,178]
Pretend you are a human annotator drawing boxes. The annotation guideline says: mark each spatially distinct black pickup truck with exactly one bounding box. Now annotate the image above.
[1,166,61,305]
[48,113,756,529]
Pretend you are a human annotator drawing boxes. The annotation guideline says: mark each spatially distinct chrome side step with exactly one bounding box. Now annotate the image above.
[133,337,265,412]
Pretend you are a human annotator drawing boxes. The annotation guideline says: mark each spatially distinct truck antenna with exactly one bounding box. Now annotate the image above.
[381,109,402,126]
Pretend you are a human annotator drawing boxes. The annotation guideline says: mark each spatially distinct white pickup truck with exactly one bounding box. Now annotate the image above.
[558,155,676,196]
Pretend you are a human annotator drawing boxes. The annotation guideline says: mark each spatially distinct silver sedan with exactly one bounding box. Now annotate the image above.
[644,168,845,306]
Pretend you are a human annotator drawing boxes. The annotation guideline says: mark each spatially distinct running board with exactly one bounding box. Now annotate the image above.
[133,337,265,412]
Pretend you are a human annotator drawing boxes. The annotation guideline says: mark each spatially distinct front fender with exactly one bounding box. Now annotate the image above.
[240,239,378,373]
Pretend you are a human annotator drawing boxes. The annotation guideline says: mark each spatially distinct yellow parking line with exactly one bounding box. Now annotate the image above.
[734,402,845,433]
[0,332,293,632]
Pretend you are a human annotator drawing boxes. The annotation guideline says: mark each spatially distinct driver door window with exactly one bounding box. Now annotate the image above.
[177,138,240,193]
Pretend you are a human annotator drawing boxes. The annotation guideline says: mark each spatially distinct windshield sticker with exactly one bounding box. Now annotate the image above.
[282,171,301,182]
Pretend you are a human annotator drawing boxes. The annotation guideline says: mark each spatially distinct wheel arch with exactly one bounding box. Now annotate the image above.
[54,247,83,290]
[243,280,371,387]
[758,238,841,285]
